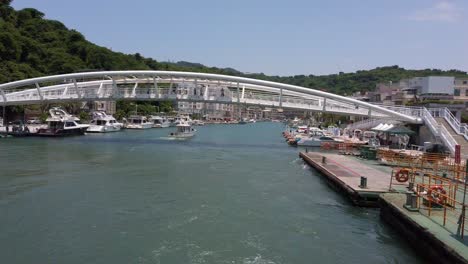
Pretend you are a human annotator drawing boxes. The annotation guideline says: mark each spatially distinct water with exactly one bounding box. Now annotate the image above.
[0,123,422,264]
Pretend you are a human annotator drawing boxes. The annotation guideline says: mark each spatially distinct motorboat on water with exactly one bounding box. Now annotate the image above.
[87,111,122,133]
[124,115,153,129]
[37,107,89,136]
[168,122,196,139]
[193,120,205,126]
[296,128,340,147]
[297,135,338,147]
[149,116,170,128]
[290,117,301,128]
[172,115,193,126]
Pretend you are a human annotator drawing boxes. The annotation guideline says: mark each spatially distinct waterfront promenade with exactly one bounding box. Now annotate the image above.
[300,150,468,263]
[299,152,406,206]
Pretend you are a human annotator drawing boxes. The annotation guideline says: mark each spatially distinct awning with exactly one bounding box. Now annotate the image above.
[372,123,396,132]
[372,123,384,131]
[385,126,416,135]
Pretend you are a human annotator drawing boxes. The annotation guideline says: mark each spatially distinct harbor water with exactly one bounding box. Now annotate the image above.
[0,123,422,263]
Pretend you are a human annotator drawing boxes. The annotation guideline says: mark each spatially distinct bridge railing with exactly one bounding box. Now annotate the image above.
[433,107,468,141]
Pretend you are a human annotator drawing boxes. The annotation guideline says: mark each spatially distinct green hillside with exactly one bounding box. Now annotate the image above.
[1,1,467,95]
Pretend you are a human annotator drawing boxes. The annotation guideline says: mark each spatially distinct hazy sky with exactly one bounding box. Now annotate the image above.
[11,0,468,76]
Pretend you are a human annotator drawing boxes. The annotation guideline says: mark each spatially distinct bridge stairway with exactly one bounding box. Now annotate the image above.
[435,117,468,159]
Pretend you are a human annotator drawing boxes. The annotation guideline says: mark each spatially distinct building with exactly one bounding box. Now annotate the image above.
[406,76,455,100]
[368,81,414,106]
[453,78,468,101]
[92,101,116,114]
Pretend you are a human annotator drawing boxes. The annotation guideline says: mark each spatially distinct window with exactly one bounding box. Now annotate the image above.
[465,89,468,96]
[65,122,75,127]
[454,89,460,96]
[463,81,467,85]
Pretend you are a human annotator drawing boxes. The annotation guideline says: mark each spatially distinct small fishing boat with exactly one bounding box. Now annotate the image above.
[168,122,196,139]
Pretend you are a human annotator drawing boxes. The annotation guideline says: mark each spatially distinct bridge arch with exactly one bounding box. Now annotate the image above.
[0,71,422,123]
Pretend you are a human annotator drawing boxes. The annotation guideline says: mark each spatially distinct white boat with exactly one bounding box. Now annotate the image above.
[297,135,338,147]
[172,115,193,126]
[168,122,196,139]
[37,107,89,136]
[125,115,153,129]
[296,128,339,147]
[87,111,122,133]
[193,120,205,126]
[149,116,170,128]
[248,119,256,123]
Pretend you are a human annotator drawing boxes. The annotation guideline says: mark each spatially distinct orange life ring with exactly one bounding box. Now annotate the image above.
[395,169,410,183]
[427,185,447,205]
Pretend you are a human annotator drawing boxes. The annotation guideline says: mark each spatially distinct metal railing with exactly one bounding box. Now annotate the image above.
[437,107,468,141]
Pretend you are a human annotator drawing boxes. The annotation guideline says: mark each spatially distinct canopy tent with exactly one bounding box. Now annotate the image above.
[385,126,416,135]
[372,123,394,132]
[372,123,384,131]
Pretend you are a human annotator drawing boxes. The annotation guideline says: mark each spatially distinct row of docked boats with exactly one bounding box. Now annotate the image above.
[282,124,379,147]
[283,126,340,147]
[2,108,197,139]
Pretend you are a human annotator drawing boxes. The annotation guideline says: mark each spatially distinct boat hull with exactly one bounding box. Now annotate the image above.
[87,125,122,133]
[125,124,153,129]
[36,127,87,137]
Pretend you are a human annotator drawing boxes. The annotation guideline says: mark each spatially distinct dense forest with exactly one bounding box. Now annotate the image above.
[1,0,468,97]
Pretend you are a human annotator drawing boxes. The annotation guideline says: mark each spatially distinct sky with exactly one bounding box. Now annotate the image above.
[11,0,468,76]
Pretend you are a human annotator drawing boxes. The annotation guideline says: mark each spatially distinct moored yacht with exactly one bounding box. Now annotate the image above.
[193,120,205,126]
[87,111,122,133]
[37,107,89,136]
[125,115,152,129]
[297,129,338,147]
[149,116,170,128]
[168,122,196,139]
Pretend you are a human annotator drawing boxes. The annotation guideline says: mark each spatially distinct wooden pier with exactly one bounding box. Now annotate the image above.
[300,152,402,207]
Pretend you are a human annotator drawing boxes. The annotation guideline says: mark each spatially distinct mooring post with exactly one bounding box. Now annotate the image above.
[411,194,418,208]
[359,176,367,188]
[322,156,326,164]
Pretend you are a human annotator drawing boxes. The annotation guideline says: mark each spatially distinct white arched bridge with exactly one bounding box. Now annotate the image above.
[0,71,423,123]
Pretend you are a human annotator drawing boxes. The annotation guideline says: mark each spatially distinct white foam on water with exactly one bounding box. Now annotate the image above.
[242,254,277,264]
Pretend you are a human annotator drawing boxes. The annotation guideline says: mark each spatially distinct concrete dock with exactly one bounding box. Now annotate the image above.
[300,152,405,207]
[380,193,468,264]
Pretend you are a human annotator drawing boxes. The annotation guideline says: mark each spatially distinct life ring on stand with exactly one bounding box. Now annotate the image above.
[427,185,447,205]
[395,168,410,183]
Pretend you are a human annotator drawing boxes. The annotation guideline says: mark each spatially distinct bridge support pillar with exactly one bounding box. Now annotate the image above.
[153,77,158,98]
[323,98,326,111]
[0,87,6,103]
[279,88,283,107]
[35,82,43,101]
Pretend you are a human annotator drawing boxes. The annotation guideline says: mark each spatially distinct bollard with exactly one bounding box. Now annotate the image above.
[404,193,419,212]
[322,156,326,164]
[405,192,412,206]
[306,148,308,153]
[410,194,418,208]
[359,176,367,188]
